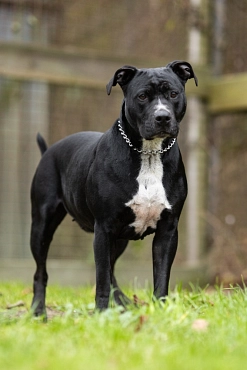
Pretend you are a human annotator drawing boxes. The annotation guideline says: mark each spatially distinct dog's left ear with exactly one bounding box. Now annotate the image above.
[106,65,138,95]
[166,60,198,86]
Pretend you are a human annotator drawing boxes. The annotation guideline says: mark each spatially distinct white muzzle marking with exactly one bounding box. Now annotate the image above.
[154,98,170,114]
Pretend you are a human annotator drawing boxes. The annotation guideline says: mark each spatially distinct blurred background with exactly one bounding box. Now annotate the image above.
[0,0,247,288]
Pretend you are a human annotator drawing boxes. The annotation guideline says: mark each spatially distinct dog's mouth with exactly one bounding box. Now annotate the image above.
[138,121,179,141]
[143,130,178,141]
[158,130,176,138]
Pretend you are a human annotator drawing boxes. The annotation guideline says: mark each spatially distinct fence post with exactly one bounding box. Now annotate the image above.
[185,0,208,266]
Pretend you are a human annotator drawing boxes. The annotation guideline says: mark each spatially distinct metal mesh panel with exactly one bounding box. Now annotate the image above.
[54,0,190,60]
[206,0,247,281]
[207,112,247,281]
[223,0,247,73]
[0,0,192,262]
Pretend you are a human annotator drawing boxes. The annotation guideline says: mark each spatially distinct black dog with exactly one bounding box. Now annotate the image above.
[30,60,197,315]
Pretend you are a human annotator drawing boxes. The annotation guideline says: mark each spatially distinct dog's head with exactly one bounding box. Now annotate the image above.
[106,61,198,140]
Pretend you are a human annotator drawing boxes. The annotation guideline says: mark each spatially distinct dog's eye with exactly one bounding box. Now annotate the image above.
[138,93,147,101]
[170,91,178,98]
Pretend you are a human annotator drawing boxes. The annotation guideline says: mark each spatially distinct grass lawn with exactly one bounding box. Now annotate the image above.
[0,281,247,370]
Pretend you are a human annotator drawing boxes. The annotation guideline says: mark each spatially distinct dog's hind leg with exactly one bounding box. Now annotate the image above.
[30,199,67,317]
[110,239,131,306]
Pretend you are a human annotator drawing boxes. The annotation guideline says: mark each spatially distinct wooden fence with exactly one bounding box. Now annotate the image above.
[0,40,247,287]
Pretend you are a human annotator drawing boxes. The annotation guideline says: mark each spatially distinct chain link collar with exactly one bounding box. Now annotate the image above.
[117,120,176,155]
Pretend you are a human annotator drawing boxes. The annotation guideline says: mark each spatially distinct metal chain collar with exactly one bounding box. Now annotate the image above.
[117,120,176,155]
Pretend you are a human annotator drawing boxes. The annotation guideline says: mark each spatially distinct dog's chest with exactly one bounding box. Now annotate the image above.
[126,139,171,236]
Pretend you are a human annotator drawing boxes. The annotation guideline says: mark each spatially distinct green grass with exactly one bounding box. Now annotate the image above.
[1,282,247,370]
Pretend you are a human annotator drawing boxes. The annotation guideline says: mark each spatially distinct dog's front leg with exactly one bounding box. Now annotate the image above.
[93,222,113,310]
[152,214,179,300]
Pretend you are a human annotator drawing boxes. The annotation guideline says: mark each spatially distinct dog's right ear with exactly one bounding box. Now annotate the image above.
[106,66,138,95]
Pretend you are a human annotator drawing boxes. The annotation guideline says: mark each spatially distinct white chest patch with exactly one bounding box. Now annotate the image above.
[126,139,172,235]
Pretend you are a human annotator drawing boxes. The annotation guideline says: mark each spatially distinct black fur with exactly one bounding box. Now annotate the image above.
[30,61,197,315]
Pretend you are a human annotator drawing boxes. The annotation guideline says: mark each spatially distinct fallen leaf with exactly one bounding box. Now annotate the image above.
[135,315,148,332]
[7,300,25,309]
[192,319,209,331]
[21,287,33,296]
[133,294,148,306]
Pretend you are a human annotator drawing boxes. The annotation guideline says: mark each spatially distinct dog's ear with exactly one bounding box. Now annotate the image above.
[166,60,198,86]
[106,66,138,95]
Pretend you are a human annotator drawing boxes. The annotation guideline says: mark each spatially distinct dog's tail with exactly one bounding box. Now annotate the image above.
[36,133,48,156]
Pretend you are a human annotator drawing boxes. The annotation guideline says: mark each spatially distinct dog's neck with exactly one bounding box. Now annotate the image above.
[120,104,142,147]
[141,138,164,153]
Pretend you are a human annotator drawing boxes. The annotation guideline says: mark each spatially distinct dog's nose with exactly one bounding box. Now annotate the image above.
[154,111,171,125]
